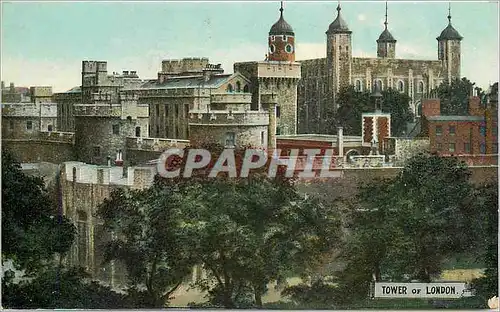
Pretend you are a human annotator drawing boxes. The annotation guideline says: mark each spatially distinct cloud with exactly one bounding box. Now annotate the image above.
[357,14,366,22]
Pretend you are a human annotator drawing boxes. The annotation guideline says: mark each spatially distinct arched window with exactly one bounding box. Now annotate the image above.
[135,126,141,137]
[236,81,241,92]
[376,79,383,91]
[47,124,53,132]
[355,80,362,92]
[227,84,233,93]
[243,85,249,93]
[418,81,424,93]
[398,80,404,92]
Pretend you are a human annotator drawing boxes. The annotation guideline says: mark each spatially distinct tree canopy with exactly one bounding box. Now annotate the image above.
[332,86,414,136]
[430,77,486,115]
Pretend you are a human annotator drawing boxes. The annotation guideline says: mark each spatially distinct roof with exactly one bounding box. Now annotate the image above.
[377,28,396,42]
[138,74,231,90]
[65,86,81,93]
[427,116,484,122]
[269,6,294,35]
[437,16,463,41]
[326,5,351,34]
[277,134,362,143]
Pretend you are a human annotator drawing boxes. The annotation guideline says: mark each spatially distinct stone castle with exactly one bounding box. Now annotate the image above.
[297,2,463,134]
[1,1,497,303]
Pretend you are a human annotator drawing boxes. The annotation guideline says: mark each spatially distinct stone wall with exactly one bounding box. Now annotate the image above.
[3,140,75,163]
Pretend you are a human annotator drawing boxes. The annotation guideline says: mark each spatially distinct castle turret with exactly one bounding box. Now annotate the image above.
[268,1,295,62]
[377,1,397,58]
[326,3,352,109]
[437,4,463,82]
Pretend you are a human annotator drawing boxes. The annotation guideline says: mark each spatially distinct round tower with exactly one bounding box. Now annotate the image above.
[268,1,295,62]
[377,1,397,58]
[437,4,463,82]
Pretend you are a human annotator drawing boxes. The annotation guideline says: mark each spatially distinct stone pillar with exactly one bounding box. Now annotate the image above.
[268,103,277,150]
[337,127,344,157]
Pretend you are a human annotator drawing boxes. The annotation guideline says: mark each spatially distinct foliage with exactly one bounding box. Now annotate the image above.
[430,77,485,115]
[332,154,477,304]
[2,267,130,309]
[281,279,337,308]
[96,184,196,308]
[332,86,413,136]
[1,148,76,275]
[470,182,498,300]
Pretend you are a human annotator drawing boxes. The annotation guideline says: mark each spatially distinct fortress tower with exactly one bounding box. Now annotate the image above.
[326,3,352,110]
[234,2,301,136]
[376,2,397,59]
[267,2,295,62]
[437,4,463,82]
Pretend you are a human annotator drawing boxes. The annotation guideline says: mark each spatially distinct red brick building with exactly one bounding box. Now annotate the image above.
[421,96,498,158]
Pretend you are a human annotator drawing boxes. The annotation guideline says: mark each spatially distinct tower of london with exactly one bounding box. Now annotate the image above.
[297,3,463,134]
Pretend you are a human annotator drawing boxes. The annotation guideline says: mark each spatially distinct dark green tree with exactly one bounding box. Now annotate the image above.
[333,86,413,136]
[178,173,342,308]
[1,148,75,275]
[96,185,196,308]
[430,77,485,115]
[471,182,498,300]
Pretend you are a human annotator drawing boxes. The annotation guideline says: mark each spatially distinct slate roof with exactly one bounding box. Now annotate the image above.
[138,74,231,90]
[269,6,294,35]
[327,5,351,34]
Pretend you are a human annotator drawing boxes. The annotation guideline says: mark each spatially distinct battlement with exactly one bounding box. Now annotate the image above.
[82,60,108,73]
[210,93,252,104]
[73,104,122,117]
[119,92,139,101]
[38,131,75,144]
[189,110,269,126]
[30,86,52,98]
[126,137,189,151]
[2,102,57,118]
[63,161,155,188]
[161,58,210,74]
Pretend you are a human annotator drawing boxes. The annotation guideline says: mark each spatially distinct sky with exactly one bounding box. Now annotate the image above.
[1,1,499,92]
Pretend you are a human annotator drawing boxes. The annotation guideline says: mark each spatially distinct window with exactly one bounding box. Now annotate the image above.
[375,79,383,91]
[449,125,456,135]
[276,106,281,118]
[418,81,424,93]
[355,80,362,92]
[47,124,53,132]
[435,125,443,136]
[493,126,498,136]
[449,143,455,153]
[480,126,486,136]
[26,121,33,130]
[282,35,287,41]
[9,120,14,130]
[93,146,101,157]
[261,131,265,145]
[436,143,442,151]
[155,105,159,116]
[398,80,404,92]
[243,85,249,93]
[276,126,281,135]
[480,143,486,154]
[112,124,120,135]
[156,125,160,136]
[236,81,241,92]
[227,84,233,93]
[271,35,275,41]
[269,44,276,54]
[464,143,471,153]
[494,143,498,153]
[285,44,293,53]
[175,105,179,116]
[135,126,141,137]
[225,132,235,147]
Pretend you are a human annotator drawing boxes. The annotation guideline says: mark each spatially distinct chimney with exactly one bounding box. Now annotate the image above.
[9,82,14,92]
[337,127,344,157]
[202,69,211,82]
[122,71,129,76]
[421,99,441,117]
[1,81,4,90]
[468,96,482,116]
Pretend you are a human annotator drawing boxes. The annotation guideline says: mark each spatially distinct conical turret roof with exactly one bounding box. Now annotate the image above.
[327,4,351,34]
[269,2,294,36]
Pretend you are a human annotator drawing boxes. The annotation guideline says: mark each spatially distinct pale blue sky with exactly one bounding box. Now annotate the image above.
[1,1,498,92]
